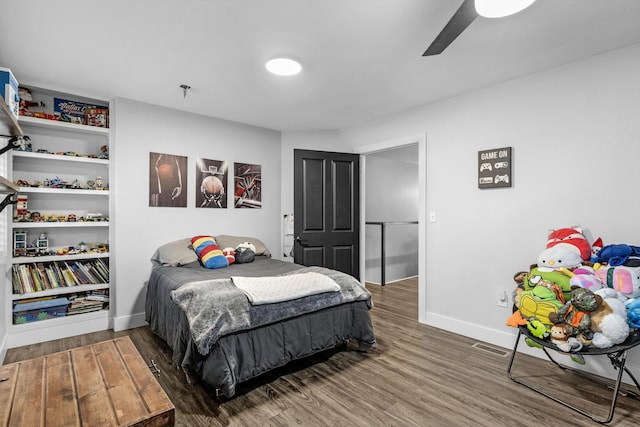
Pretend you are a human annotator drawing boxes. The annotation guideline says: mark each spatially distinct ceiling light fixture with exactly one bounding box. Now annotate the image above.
[265,58,302,76]
[180,84,191,98]
[475,0,536,18]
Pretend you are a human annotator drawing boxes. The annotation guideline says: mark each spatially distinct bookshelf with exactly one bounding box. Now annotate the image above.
[4,85,113,347]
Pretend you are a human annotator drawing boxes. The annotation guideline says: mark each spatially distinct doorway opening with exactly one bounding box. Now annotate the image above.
[354,134,426,323]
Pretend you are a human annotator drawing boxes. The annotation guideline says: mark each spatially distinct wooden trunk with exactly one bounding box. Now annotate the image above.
[0,336,174,426]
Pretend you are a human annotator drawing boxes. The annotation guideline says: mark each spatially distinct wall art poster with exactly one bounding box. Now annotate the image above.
[234,162,262,208]
[149,152,187,207]
[478,146,512,189]
[196,158,228,208]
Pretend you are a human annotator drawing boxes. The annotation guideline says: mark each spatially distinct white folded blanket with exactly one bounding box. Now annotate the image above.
[232,272,340,305]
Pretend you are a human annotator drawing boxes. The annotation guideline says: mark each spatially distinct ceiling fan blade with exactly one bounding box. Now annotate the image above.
[423,0,478,56]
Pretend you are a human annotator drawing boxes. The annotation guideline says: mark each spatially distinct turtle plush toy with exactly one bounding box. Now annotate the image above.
[549,287,602,337]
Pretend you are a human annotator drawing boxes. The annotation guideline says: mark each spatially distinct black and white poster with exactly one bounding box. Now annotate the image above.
[196,158,228,208]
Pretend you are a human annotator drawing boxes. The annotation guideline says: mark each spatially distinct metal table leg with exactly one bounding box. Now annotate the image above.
[507,329,640,424]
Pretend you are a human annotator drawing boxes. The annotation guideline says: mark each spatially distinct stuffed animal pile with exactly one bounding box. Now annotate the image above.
[507,226,640,356]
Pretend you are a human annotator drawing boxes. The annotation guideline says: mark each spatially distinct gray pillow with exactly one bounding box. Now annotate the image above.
[215,235,271,257]
[151,238,198,266]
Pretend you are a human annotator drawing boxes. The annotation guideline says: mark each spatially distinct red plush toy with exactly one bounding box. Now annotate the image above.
[222,247,235,265]
[546,227,591,261]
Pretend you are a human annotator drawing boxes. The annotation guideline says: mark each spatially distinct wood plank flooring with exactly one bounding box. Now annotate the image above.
[5,278,640,426]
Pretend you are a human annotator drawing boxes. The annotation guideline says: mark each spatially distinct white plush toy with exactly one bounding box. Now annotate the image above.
[590,288,630,348]
[537,245,583,272]
[236,241,256,253]
[550,324,583,352]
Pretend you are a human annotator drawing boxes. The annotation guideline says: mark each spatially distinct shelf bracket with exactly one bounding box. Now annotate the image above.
[0,193,18,213]
[0,135,30,156]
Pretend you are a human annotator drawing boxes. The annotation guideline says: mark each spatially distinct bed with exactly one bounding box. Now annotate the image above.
[145,236,376,398]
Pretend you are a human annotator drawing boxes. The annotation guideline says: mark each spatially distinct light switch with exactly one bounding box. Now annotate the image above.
[429,211,436,222]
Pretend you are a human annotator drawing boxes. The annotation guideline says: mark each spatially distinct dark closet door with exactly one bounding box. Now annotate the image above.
[293,149,360,279]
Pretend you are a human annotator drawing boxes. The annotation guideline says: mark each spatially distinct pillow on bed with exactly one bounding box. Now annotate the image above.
[214,235,271,257]
[192,236,229,269]
[151,238,199,266]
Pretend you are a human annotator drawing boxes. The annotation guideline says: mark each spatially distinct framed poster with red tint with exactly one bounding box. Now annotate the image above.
[149,152,187,207]
[234,162,261,208]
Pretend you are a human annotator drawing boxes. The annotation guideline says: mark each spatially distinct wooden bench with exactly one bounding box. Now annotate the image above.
[0,336,174,426]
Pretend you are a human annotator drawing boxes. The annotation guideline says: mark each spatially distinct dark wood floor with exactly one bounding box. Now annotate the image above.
[5,278,640,426]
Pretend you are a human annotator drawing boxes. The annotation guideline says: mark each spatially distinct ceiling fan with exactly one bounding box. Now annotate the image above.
[423,0,536,56]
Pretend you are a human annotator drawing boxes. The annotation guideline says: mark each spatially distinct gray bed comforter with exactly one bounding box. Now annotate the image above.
[145,257,377,397]
[170,265,372,355]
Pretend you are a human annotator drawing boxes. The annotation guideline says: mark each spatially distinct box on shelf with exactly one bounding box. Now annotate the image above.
[0,66,19,119]
[13,297,69,324]
[54,97,109,126]
[85,107,109,128]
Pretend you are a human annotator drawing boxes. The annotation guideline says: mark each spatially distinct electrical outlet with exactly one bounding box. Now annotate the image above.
[497,289,508,307]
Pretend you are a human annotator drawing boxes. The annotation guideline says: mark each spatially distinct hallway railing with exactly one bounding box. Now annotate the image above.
[365,221,418,286]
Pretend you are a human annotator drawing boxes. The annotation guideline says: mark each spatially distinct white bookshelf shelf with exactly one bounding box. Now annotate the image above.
[11,283,110,301]
[15,187,109,196]
[12,252,109,264]
[9,309,109,332]
[12,221,109,228]
[18,115,109,135]
[11,150,108,165]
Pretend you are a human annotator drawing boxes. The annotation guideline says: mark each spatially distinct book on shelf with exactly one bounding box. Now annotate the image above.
[65,262,85,285]
[53,262,66,287]
[67,301,103,316]
[18,264,35,293]
[11,265,22,294]
[45,264,62,288]
[86,289,109,302]
[61,263,78,287]
[67,294,105,315]
[11,265,20,293]
[36,263,53,290]
[12,258,110,294]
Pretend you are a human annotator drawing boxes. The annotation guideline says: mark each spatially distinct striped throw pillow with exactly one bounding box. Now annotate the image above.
[191,236,229,269]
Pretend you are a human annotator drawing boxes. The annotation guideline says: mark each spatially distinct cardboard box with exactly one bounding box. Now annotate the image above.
[85,107,109,128]
[0,66,19,119]
[54,98,108,125]
[13,297,69,324]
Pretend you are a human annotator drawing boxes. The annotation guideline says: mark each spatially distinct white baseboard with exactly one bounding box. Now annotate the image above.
[113,312,147,331]
[423,310,639,385]
[0,333,7,364]
[424,311,517,350]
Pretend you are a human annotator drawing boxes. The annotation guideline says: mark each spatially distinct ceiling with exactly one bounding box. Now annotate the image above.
[2,0,640,132]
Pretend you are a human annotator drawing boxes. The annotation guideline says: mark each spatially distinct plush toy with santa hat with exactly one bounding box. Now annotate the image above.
[546,227,592,261]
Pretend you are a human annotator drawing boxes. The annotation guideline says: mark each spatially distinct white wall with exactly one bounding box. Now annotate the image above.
[365,155,418,284]
[336,43,640,371]
[112,98,282,330]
